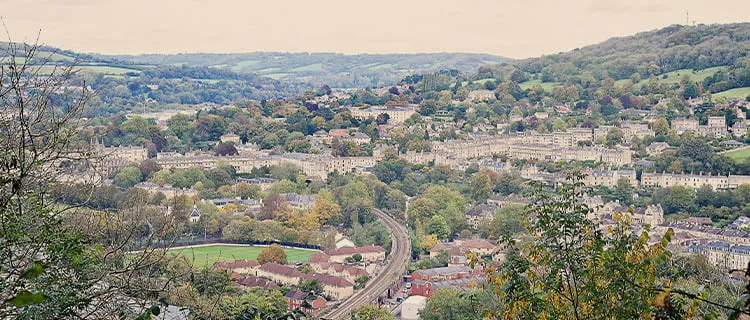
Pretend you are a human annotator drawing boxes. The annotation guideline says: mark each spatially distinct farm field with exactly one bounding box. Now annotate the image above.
[713,87,750,100]
[168,244,316,268]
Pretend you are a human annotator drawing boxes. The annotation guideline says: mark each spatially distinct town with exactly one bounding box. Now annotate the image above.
[4,9,750,320]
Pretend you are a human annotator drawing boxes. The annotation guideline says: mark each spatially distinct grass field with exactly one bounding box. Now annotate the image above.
[289,63,323,72]
[230,60,260,72]
[612,67,727,87]
[169,245,315,268]
[724,148,750,162]
[713,87,750,100]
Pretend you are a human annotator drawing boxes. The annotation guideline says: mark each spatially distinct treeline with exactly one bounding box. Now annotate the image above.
[479,23,750,88]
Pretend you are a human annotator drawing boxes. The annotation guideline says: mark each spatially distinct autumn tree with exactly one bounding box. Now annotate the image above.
[256,244,288,265]
[471,173,684,319]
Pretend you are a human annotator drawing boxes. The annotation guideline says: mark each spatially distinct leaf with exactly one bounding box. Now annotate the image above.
[150,305,160,316]
[10,291,47,307]
[20,263,45,279]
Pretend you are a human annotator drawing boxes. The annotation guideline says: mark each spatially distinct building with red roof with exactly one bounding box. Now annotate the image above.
[324,245,385,263]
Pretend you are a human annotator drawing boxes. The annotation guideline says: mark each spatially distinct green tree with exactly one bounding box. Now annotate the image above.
[472,173,683,319]
[650,117,670,136]
[114,166,143,188]
[0,44,171,319]
[470,171,494,203]
[658,186,697,215]
[482,204,525,240]
[420,289,481,320]
[297,278,324,296]
[167,113,195,142]
[426,215,451,239]
[605,127,625,147]
[352,305,395,320]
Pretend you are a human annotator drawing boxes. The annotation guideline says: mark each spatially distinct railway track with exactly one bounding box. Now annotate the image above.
[319,208,411,320]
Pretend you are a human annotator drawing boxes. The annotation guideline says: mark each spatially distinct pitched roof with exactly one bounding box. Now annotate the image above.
[460,239,495,250]
[238,276,279,290]
[324,245,385,256]
[312,273,354,288]
[309,253,330,263]
[258,263,306,278]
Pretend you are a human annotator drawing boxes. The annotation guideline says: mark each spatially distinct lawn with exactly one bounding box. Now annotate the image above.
[724,148,750,162]
[713,87,750,100]
[168,244,316,268]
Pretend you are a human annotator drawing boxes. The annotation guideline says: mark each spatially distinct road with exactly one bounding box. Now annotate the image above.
[319,208,411,320]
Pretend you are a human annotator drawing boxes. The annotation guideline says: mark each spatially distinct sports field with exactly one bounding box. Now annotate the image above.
[168,244,316,268]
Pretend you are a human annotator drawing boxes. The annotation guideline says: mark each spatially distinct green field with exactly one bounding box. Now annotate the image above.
[713,87,750,100]
[724,148,750,162]
[169,245,315,268]
[289,63,323,72]
[230,60,260,72]
[613,67,726,87]
[78,66,141,75]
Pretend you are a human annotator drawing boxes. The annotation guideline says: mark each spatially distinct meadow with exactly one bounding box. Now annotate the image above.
[168,244,316,268]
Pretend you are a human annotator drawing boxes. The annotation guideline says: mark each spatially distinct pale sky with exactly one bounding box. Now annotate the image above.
[1,0,748,59]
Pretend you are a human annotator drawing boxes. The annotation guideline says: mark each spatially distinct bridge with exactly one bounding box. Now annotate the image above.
[319,208,411,320]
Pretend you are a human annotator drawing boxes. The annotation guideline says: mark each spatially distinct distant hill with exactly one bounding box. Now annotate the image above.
[475,23,750,98]
[96,52,508,89]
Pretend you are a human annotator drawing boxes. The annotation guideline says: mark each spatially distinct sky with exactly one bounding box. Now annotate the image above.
[1,0,749,59]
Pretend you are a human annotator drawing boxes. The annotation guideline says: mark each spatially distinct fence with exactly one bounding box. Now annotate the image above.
[129,236,322,252]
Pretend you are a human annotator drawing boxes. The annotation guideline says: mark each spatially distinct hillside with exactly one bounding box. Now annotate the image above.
[475,23,750,98]
[97,52,507,89]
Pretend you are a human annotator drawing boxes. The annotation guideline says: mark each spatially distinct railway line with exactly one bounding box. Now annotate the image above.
[319,208,411,320]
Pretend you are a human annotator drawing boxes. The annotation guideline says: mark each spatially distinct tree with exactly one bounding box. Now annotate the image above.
[650,117,670,136]
[605,127,625,147]
[114,166,143,188]
[426,215,450,239]
[167,113,195,142]
[138,159,162,179]
[470,170,495,203]
[472,173,682,319]
[297,278,324,295]
[0,42,171,319]
[311,189,342,225]
[658,186,697,215]
[607,177,635,205]
[222,218,255,241]
[419,289,481,320]
[482,204,524,240]
[351,305,395,320]
[235,182,262,200]
[352,253,363,262]
[257,244,288,264]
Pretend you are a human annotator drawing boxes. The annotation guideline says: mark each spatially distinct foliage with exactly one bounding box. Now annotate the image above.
[419,289,481,320]
[471,173,684,319]
[351,304,396,320]
[257,244,289,265]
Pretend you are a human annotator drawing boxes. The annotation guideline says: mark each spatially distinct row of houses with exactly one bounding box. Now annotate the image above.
[582,169,750,192]
[410,266,485,297]
[215,261,355,300]
[689,241,750,271]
